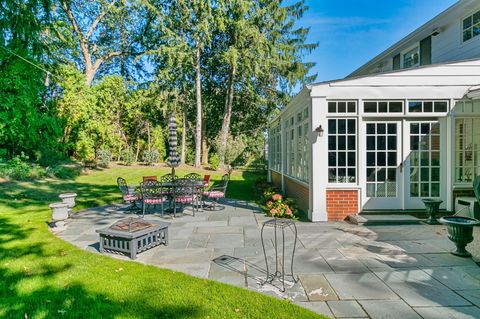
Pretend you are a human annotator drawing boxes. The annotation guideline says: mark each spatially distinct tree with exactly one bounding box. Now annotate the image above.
[215,0,317,166]
[55,0,150,85]
[147,0,213,168]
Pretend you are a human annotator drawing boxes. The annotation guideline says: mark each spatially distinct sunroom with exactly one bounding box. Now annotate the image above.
[268,59,480,222]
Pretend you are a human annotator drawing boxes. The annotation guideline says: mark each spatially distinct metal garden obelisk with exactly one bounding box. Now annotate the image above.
[167,112,180,177]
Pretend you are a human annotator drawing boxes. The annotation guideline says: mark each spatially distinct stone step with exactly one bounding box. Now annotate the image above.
[347,214,422,226]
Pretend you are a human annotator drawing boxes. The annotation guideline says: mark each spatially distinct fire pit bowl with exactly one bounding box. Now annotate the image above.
[440,216,480,257]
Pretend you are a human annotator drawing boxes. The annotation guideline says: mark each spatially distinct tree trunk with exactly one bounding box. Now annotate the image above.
[201,123,208,165]
[135,139,140,162]
[218,64,237,166]
[146,121,151,151]
[194,38,202,168]
[180,112,186,164]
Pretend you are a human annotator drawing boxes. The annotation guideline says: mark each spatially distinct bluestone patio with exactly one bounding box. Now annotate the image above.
[55,200,480,319]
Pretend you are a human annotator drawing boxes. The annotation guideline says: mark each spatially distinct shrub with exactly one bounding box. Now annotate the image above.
[142,149,160,166]
[36,145,65,167]
[0,154,48,180]
[121,149,135,166]
[209,153,220,170]
[97,149,111,168]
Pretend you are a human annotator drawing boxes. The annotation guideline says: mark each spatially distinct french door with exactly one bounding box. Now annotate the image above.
[404,121,446,209]
[362,120,446,210]
[363,121,403,210]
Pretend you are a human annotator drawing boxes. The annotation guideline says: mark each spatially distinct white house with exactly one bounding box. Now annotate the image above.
[268,0,480,222]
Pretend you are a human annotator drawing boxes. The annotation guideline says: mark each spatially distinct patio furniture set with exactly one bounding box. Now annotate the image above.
[117,173,230,218]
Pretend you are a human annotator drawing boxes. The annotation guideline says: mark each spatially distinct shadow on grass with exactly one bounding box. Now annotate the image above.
[0,214,201,318]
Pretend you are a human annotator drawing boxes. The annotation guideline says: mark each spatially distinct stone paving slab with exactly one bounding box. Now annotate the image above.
[327,300,367,318]
[57,203,480,318]
[358,300,422,319]
[324,273,398,300]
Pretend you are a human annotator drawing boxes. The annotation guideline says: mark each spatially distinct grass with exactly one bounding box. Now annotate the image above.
[0,165,325,318]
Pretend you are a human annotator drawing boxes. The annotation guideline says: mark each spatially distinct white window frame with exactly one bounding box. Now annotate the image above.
[454,117,480,184]
[363,100,404,115]
[462,9,480,43]
[406,100,450,116]
[327,117,358,185]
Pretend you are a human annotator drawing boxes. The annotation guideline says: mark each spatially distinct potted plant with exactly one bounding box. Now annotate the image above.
[59,193,77,214]
[265,194,298,219]
[440,216,480,257]
[49,202,69,230]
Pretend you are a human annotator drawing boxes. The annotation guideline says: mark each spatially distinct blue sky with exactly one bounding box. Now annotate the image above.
[296,0,458,82]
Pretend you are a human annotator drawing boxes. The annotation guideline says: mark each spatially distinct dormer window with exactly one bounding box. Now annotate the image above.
[402,46,419,68]
[463,10,480,42]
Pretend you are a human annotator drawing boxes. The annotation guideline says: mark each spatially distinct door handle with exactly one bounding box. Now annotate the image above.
[399,162,403,173]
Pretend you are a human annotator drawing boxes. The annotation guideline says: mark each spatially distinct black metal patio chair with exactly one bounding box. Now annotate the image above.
[117,177,139,211]
[203,174,229,211]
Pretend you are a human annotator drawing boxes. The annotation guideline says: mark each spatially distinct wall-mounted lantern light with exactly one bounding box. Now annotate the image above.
[315,125,324,137]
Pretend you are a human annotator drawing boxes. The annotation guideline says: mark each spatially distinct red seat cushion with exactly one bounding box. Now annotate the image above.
[175,196,194,203]
[123,194,138,202]
[203,191,224,199]
[144,197,167,204]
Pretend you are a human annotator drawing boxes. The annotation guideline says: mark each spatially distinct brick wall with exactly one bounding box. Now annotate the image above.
[284,176,309,213]
[326,189,359,221]
[271,171,282,189]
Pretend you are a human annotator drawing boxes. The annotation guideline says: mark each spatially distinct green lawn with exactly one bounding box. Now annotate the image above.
[0,165,325,318]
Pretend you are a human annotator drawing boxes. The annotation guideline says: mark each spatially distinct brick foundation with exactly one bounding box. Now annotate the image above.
[326,189,359,221]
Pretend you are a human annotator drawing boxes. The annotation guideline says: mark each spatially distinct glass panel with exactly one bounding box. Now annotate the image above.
[328,119,336,134]
[421,183,429,197]
[328,136,336,150]
[367,136,375,150]
[424,101,433,112]
[348,136,356,150]
[328,102,336,113]
[410,183,419,197]
[347,102,356,113]
[377,136,386,150]
[329,168,336,182]
[367,124,375,134]
[410,168,418,182]
[328,152,336,166]
[377,152,386,166]
[347,119,356,134]
[431,183,440,197]
[464,29,472,42]
[409,102,422,113]
[338,136,346,150]
[367,183,375,197]
[338,120,346,134]
[367,168,375,181]
[388,152,396,166]
[348,152,355,166]
[464,16,473,29]
[431,168,440,181]
[364,102,377,113]
[377,123,386,134]
[378,102,388,113]
[434,101,448,112]
[411,123,419,134]
[388,136,396,150]
[388,123,397,134]
[403,46,419,68]
[338,102,346,113]
[367,152,375,166]
[389,102,403,113]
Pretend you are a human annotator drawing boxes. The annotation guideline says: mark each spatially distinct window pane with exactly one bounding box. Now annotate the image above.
[348,136,356,150]
[464,16,473,29]
[347,102,356,113]
[347,119,356,134]
[338,136,346,150]
[409,102,422,113]
[328,119,336,134]
[338,120,346,134]
[389,102,403,113]
[424,101,433,112]
[338,102,346,113]
[434,101,448,112]
[378,102,388,113]
[328,136,336,150]
[464,29,472,42]
[364,102,377,113]
[348,152,356,166]
[367,124,375,134]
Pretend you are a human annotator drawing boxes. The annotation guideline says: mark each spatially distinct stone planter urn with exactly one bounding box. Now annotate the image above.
[422,199,443,224]
[440,216,480,257]
[59,193,77,214]
[49,202,69,229]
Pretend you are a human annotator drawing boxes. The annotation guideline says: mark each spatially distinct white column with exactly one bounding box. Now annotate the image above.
[309,97,328,222]
[446,99,454,211]
[280,118,286,193]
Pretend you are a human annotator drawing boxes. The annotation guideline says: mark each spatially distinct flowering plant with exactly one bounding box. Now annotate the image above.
[264,193,298,219]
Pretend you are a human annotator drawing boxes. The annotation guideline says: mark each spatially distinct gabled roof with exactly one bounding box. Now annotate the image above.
[348,0,478,78]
